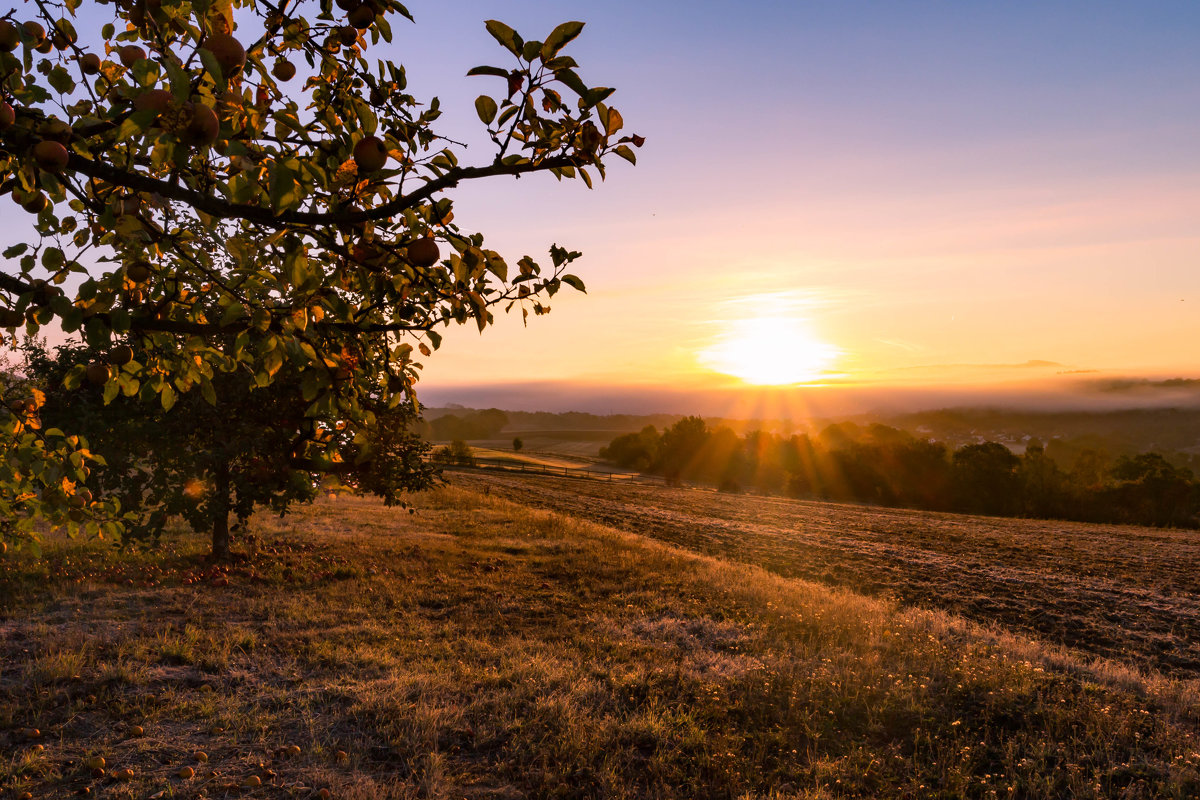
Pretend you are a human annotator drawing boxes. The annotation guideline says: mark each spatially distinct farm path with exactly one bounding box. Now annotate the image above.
[454,471,1200,678]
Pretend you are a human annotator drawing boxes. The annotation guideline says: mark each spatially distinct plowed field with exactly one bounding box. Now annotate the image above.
[454,471,1200,678]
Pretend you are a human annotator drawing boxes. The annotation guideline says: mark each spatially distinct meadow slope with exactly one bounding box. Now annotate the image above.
[454,471,1200,678]
[0,487,1195,799]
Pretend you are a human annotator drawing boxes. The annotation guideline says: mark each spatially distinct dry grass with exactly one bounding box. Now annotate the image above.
[454,472,1200,677]
[0,486,1198,799]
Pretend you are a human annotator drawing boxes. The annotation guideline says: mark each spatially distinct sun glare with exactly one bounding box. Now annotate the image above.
[700,315,839,385]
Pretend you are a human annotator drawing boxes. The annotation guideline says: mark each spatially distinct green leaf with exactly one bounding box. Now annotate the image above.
[542,21,584,60]
[160,384,176,411]
[466,65,509,78]
[561,274,586,293]
[163,58,190,97]
[615,144,637,165]
[474,95,498,124]
[496,105,519,127]
[269,162,298,213]
[583,87,616,107]
[47,66,75,94]
[102,378,119,405]
[198,47,225,85]
[40,247,64,269]
[555,68,588,97]
[521,40,542,62]
[287,249,311,290]
[114,109,160,143]
[220,302,247,327]
[357,101,378,136]
[201,379,216,406]
[484,20,521,56]
[3,243,28,258]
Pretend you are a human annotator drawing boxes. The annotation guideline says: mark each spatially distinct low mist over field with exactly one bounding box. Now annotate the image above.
[420,372,1200,419]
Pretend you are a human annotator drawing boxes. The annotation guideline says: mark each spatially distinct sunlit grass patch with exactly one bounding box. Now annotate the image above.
[0,486,1197,798]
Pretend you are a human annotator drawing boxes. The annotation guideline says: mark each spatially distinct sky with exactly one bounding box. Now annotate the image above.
[8,1,1200,417]
[379,1,1200,414]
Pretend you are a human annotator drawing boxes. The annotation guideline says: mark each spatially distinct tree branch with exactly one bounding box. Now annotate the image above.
[64,152,580,231]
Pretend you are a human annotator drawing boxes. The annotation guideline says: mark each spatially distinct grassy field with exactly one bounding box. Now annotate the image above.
[455,472,1200,679]
[1,484,1198,799]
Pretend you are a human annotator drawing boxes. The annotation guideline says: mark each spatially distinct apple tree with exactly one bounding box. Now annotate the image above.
[0,0,640,553]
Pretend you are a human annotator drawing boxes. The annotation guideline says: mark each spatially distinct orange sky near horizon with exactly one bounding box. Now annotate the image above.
[3,1,1197,415]
[398,2,1200,405]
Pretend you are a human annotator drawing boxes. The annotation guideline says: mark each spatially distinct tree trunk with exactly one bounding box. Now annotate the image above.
[211,460,231,561]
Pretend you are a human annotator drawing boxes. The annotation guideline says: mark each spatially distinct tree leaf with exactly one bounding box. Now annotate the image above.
[198,47,225,85]
[583,87,616,108]
[474,95,498,125]
[484,20,521,56]
[466,65,509,78]
[541,21,584,60]
[561,274,586,293]
[521,40,542,62]
[605,107,624,136]
[555,68,588,97]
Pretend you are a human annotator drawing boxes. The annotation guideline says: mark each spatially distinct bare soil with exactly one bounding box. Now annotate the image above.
[454,471,1200,678]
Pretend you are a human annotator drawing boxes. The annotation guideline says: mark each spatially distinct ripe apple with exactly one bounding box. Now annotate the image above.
[126,260,152,283]
[22,21,46,45]
[272,58,296,81]
[20,192,48,214]
[347,4,375,29]
[118,44,146,68]
[133,88,173,114]
[108,345,134,365]
[79,53,101,74]
[86,363,111,385]
[0,308,24,327]
[353,136,388,172]
[0,102,14,130]
[407,237,439,267]
[204,33,245,76]
[0,21,18,51]
[33,140,69,172]
[180,102,219,147]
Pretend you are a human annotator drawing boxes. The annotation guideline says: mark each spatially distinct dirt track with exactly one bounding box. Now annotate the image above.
[453,470,1200,678]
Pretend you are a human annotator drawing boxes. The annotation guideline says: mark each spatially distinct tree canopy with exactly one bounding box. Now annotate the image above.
[0,0,640,551]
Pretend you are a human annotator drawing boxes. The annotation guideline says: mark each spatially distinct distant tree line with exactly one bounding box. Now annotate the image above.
[425,409,509,441]
[600,418,1199,528]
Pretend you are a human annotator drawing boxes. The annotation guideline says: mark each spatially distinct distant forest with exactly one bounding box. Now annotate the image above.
[600,418,1199,529]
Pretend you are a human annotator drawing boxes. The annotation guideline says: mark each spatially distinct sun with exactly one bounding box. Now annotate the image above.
[700,315,839,385]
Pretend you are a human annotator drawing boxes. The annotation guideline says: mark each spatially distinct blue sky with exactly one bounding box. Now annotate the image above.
[6,1,1199,413]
